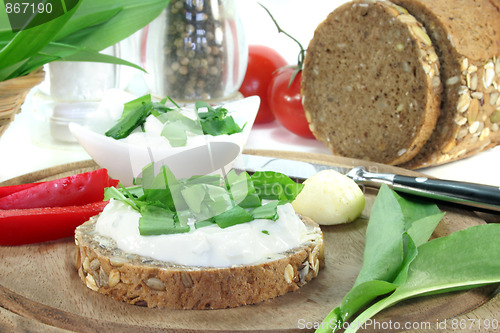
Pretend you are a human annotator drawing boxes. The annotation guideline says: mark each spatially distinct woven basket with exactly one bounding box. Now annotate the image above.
[0,68,46,138]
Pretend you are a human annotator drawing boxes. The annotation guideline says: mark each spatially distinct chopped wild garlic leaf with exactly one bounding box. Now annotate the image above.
[105,94,243,144]
[108,164,302,236]
[251,201,280,221]
[214,205,254,229]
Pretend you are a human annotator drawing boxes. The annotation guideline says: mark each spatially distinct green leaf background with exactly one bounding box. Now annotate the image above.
[0,0,170,81]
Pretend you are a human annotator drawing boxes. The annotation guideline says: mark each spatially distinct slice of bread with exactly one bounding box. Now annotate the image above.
[75,215,324,309]
[302,0,500,168]
[391,0,500,168]
[302,0,442,165]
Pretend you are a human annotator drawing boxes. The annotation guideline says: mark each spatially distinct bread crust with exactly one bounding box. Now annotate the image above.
[392,0,500,168]
[302,0,442,165]
[75,215,324,309]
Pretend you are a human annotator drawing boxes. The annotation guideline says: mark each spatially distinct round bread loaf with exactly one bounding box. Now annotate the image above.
[391,0,500,168]
[75,215,324,309]
[302,0,442,165]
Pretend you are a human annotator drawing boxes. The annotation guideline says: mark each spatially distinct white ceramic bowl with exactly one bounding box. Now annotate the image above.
[69,94,260,186]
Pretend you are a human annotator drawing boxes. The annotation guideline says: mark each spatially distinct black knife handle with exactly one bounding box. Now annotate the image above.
[392,175,500,212]
[348,167,500,212]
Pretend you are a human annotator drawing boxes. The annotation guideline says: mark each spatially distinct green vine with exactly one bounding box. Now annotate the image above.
[259,3,306,87]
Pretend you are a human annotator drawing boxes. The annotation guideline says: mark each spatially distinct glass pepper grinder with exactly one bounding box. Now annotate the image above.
[142,0,248,102]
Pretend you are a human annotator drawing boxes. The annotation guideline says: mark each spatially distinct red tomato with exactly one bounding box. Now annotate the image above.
[239,45,287,124]
[268,67,315,138]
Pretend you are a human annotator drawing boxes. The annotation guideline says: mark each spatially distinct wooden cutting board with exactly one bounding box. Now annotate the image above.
[0,150,498,333]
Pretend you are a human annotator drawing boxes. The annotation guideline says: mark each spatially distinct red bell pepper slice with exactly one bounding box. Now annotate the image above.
[0,201,109,246]
[0,182,43,198]
[0,169,115,210]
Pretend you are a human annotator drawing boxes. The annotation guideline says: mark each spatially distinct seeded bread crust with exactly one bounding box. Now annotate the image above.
[302,0,500,168]
[302,0,442,165]
[74,215,324,310]
[391,0,500,168]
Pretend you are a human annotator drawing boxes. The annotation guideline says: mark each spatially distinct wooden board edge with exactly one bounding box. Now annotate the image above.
[0,160,99,186]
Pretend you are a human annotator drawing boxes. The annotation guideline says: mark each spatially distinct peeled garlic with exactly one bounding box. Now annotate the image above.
[292,170,365,225]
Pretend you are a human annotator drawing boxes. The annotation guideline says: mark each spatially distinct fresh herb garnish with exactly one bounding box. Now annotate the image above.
[214,205,254,229]
[105,95,154,139]
[251,171,303,202]
[194,219,216,229]
[316,184,500,333]
[104,94,243,144]
[251,200,280,221]
[105,94,178,140]
[225,170,261,208]
[106,164,303,236]
[195,101,244,136]
[159,110,203,147]
[138,205,190,236]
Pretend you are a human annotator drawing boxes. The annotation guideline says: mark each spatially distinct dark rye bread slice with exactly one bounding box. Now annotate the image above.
[75,215,324,309]
[391,0,500,168]
[302,0,442,165]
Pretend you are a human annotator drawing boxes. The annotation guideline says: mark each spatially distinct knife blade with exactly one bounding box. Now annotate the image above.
[234,154,500,213]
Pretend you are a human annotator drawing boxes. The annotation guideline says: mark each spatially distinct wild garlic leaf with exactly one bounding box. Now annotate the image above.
[139,164,184,212]
[345,223,500,333]
[121,94,153,119]
[251,171,304,202]
[52,5,122,42]
[338,280,398,325]
[394,191,444,247]
[104,186,138,211]
[214,205,253,229]
[139,205,189,235]
[115,164,302,236]
[181,184,207,214]
[159,110,203,147]
[195,101,244,136]
[56,0,169,52]
[104,94,154,139]
[194,219,216,229]
[317,184,444,333]
[225,170,260,207]
[0,0,168,81]
[181,183,232,221]
[24,42,144,74]
[105,101,152,139]
[353,185,406,286]
[251,200,280,221]
[0,2,80,80]
[355,186,444,286]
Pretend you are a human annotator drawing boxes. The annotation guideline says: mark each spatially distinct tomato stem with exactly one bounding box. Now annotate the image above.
[258,3,305,87]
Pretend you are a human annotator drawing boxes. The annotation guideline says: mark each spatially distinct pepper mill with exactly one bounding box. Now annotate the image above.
[142,0,248,102]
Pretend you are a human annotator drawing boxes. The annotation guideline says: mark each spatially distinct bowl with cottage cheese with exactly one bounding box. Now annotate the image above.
[69,91,260,186]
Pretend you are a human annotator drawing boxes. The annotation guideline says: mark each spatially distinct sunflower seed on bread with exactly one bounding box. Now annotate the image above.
[75,214,324,309]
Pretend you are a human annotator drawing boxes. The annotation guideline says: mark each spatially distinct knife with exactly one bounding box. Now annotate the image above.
[234,154,500,213]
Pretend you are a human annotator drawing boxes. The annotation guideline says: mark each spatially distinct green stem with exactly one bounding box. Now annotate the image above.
[315,307,343,333]
[258,2,306,69]
[344,296,400,333]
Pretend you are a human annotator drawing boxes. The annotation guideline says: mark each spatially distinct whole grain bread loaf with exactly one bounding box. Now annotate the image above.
[391,0,500,168]
[302,0,500,168]
[75,215,324,309]
[302,0,442,165]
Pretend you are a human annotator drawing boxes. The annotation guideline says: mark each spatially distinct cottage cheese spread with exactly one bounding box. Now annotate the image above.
[95,199,309,267]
